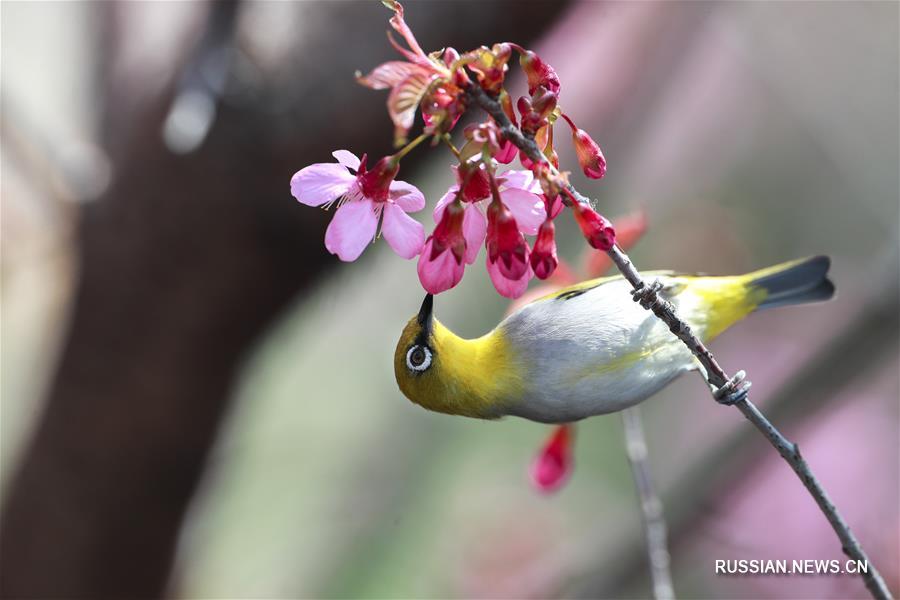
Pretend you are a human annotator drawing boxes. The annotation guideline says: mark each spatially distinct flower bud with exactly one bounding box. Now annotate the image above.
[516,96,543,135]
[487,200,529,280]
[572,202,616,251]
[494,91,517,164]
[530,86,558,120]
[530,219,558,280]
[456,161,491,202]
[357,156,400,202]
[562,114,606,179]
[530,424,573,493]
[520,50,561,95]
[430,199,466,263]
[543,193,563,219]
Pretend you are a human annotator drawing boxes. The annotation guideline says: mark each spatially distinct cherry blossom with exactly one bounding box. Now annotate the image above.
[291,150,425,262]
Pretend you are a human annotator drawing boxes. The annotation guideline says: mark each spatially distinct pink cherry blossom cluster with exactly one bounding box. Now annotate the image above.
[290,0,615,299]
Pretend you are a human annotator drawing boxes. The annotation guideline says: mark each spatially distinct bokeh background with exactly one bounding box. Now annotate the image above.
[1,1,898,599]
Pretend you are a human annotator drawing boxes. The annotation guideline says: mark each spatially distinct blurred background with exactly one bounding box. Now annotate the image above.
[1,1,898,598]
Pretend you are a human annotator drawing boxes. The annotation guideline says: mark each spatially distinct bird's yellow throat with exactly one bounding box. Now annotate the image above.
[394,315,524,419]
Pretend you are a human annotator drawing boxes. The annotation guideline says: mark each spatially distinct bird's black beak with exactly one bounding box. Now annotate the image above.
[415,294,434,344]
[417,293,434,327]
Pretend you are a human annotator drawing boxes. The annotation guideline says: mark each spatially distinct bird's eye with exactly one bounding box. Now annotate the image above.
[406,344,432,372]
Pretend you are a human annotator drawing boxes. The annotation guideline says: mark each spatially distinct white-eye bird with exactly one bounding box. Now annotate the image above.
[394,256,834,423]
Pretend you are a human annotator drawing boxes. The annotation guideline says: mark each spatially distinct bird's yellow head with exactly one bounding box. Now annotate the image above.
[394,294,521,419]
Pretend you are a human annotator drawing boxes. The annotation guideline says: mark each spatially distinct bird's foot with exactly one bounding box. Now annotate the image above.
[714,370,752,405]
[631,279,665,310]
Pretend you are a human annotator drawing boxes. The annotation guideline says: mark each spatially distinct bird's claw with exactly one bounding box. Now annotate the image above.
[714,370,752,405]
[631,279,665,309]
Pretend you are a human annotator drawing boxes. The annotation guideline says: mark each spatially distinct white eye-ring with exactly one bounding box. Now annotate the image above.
[406,345,433,372]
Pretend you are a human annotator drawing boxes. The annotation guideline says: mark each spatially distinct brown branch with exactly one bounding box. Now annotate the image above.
[466,82,893,600]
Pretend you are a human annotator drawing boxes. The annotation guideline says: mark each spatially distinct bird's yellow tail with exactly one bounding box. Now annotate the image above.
[690,256,834,340]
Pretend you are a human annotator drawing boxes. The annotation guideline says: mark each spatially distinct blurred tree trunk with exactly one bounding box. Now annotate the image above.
[0,2,566,597]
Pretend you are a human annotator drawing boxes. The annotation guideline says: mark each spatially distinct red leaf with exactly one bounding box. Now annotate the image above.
[357,61,428,90]
[387,71,435,144]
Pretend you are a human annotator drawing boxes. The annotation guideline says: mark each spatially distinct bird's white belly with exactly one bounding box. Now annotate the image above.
[498,279,702,423]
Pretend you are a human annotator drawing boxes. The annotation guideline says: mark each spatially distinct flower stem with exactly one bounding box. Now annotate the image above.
[393,132,429,161]
[441,134,461,159]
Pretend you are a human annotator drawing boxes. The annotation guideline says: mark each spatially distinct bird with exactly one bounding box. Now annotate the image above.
[394,256,834,423]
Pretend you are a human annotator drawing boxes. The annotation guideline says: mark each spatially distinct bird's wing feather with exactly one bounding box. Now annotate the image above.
[533,270,681,304]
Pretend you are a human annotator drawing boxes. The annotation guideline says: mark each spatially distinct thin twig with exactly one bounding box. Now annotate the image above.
[622,407,675,600]
[466,82,893,600]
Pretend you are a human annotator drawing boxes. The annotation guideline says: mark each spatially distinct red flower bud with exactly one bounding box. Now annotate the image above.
[487,200,529,280]
[456,161,491,202]
[562,114,606,179]
[530,85,558,119]
[519,50,561,96]
[572,202,616,251]
[543,193,563,219]
[357,156,399,202]
[530,219,558,280]
[530,424,573,493]
[430,200,466,264]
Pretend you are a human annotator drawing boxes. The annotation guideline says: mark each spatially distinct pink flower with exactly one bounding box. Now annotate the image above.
[356,1,455,145]
[291,150,425,262]
[485,199,532,298]
[417,199,466,294]
[530,424,574,493]
[424,165,544,295]
[433,166,545,259]
[487,256,533,299]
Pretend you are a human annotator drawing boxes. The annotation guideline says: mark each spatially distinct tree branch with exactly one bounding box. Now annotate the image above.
[466,82,893,600]
[622,407,675,600]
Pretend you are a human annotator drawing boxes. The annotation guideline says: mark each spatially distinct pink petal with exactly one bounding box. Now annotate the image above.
[498,169,540,193]
[381,203,425,259]
[462,203,487,264]
[486,256,532,299]
[495,140,517,164]
[529,425,574,493]
[389,180,426,212]
[417,238,465,294]
[433,185,460,222]
[331,150,360,172]
[324,200,378,261]
[499,188,545,236]
[291,163,355,207]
